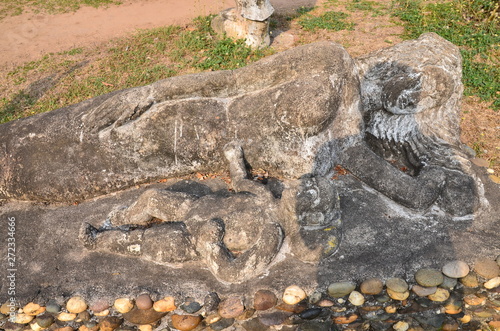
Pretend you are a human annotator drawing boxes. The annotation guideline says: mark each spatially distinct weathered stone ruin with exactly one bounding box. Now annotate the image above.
[0,33,498,301]
[211,0,274,48]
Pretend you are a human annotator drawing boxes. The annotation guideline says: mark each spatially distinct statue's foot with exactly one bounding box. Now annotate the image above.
[106,205,128,226]
[78,223,99,250]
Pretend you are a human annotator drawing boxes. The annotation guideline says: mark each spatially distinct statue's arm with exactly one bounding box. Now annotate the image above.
[338,140,446,210]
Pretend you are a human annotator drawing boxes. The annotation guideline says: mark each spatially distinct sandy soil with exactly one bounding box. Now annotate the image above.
[0,0,317,67]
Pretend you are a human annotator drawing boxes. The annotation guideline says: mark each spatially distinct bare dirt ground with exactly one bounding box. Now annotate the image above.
[0,0,498,175]
[0,0,317,67]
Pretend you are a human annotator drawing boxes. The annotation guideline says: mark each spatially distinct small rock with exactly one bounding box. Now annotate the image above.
[122,307,166,325]
[386,288,409,301]
[375,294,391,303]
[12,313,34,324]
[327,282,356,298]
[53,327,74,331]
[472,308,494,318]
[474,258,500,279]
[471,158,489,167]
[317,299,334,307]
[203,292,220,314]
[414,311,445,329]
[45,300,61,314]
[440,276,457,290]
[153,297,176,313]
[2,321,24,331]
[497,255,500,267]
[484,276,500,289]
[57,312,76,322]
[393,321,409,331]
[360,278,384,295]
[98,316,123,331]
[209,318,234,331]
[463,294,486,305]
[0,302,17,315]
[35,315,54,328]
[412,285,437,297]
[137,325,152,331]
[275,302,307,314]
[89,299,109,313]
[66,297,87,314]
[204,313,221,325]
[386,278,408,293]
[180,298,201,314]
[94,310,109,317]
[442,260,470,278]
[236,308,255,320]
[460,272,479,287]
[348,291,365,306]
[282,285,306,305]
[254,290,277,311]
[443,295,462,315]
[428,288,450,302]
[76,311,92,322]
[488,321,500,329]
[333,314,358,324]
[258,311,291,326]
[170,314,201,331]
[218,296,244,319]
[308,291,322,305]
[385,305,397,314]
[459,314,471,323]
[298,308,322,320]
[441,321,459,331]
[241,318,269,331]
[136,294,153,310]
[489,175,500,184]
[298,321,336,331]
[30,321,43,331]
[114,298,134,314]
[23,303,45,316]
[415,268,444,287]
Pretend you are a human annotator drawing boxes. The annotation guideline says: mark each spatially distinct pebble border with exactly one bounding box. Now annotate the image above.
[1,257,499,331]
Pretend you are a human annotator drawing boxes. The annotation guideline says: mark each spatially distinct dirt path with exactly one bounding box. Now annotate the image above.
[0,0,317,67]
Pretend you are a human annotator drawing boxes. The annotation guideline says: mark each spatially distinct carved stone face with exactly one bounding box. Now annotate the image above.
[295,177,340,229]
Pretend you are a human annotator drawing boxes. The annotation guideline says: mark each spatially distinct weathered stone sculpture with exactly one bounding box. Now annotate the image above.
[211,0,274,48]
[0,33,480,221]
[349,33,479,216]
[80,143,341,283]
[0,34,495,296]
[0,41,360,203]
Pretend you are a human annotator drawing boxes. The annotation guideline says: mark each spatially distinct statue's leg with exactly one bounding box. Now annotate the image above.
[186,218,283,283]
[79,222,144,254]
[109,189,195,226]
[223,142,274,200]
[338,140,446,210]
[79,222,198,263]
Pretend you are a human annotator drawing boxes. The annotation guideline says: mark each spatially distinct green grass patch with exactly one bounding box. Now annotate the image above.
[0,0,121,19]
[392,0,500,109]
[298,10,355,32]
[346,0,387,16]
[0,16,272,123]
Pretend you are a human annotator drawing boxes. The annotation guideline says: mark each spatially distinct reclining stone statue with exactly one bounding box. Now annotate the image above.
[80,143,341,283]
[0,33,480,218]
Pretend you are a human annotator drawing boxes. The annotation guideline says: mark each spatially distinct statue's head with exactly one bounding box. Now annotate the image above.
[295,177,340,229]
[281,176,342,260]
